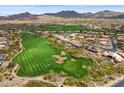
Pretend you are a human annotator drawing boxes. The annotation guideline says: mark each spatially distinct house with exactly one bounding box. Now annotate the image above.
[0,37,9,50]
[88,46,98,53]
[104,51,124,62]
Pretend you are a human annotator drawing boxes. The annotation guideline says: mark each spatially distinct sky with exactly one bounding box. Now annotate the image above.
[0,5,124,16]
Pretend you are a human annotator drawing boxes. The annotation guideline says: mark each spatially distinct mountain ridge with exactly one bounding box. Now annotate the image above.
[0,10,124,20]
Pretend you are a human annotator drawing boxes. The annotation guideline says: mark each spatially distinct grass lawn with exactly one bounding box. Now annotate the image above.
[42,24,82,31]
[77,58,92,66]
[14,32,60,76]
[62,58,92,78]
[63,61,78,73]
[13,32,92,78]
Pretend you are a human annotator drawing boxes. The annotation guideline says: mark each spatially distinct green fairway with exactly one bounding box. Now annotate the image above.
[14,32,60,76]
[42,24,82,31]
[13,32,92,78]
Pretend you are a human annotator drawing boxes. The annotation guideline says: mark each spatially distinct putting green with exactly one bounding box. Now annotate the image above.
[63,61,78,73]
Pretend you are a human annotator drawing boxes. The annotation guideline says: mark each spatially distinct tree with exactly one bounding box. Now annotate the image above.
[0,73,3,81]
[8,62,16,69]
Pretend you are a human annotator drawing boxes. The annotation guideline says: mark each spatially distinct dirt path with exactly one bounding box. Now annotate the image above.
[12,38,23,60]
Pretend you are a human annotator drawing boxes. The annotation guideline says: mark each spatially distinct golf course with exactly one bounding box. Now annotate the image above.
[13,32,92,78]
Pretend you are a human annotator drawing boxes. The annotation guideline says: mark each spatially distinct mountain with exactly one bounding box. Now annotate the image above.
[0,16,7,20]
[90,10,124,18]
[45,10,124,19]
[0,10,124,20]
[0,12,37,20]
[45,10,82,18]
[107,15,124,19]
[8,12,37,20]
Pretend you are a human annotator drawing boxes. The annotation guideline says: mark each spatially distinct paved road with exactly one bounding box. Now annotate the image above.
[105,37,116,52]
[112,80,124,87]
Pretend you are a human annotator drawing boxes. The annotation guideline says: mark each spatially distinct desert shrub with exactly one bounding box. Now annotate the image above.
[23,80,56,87]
